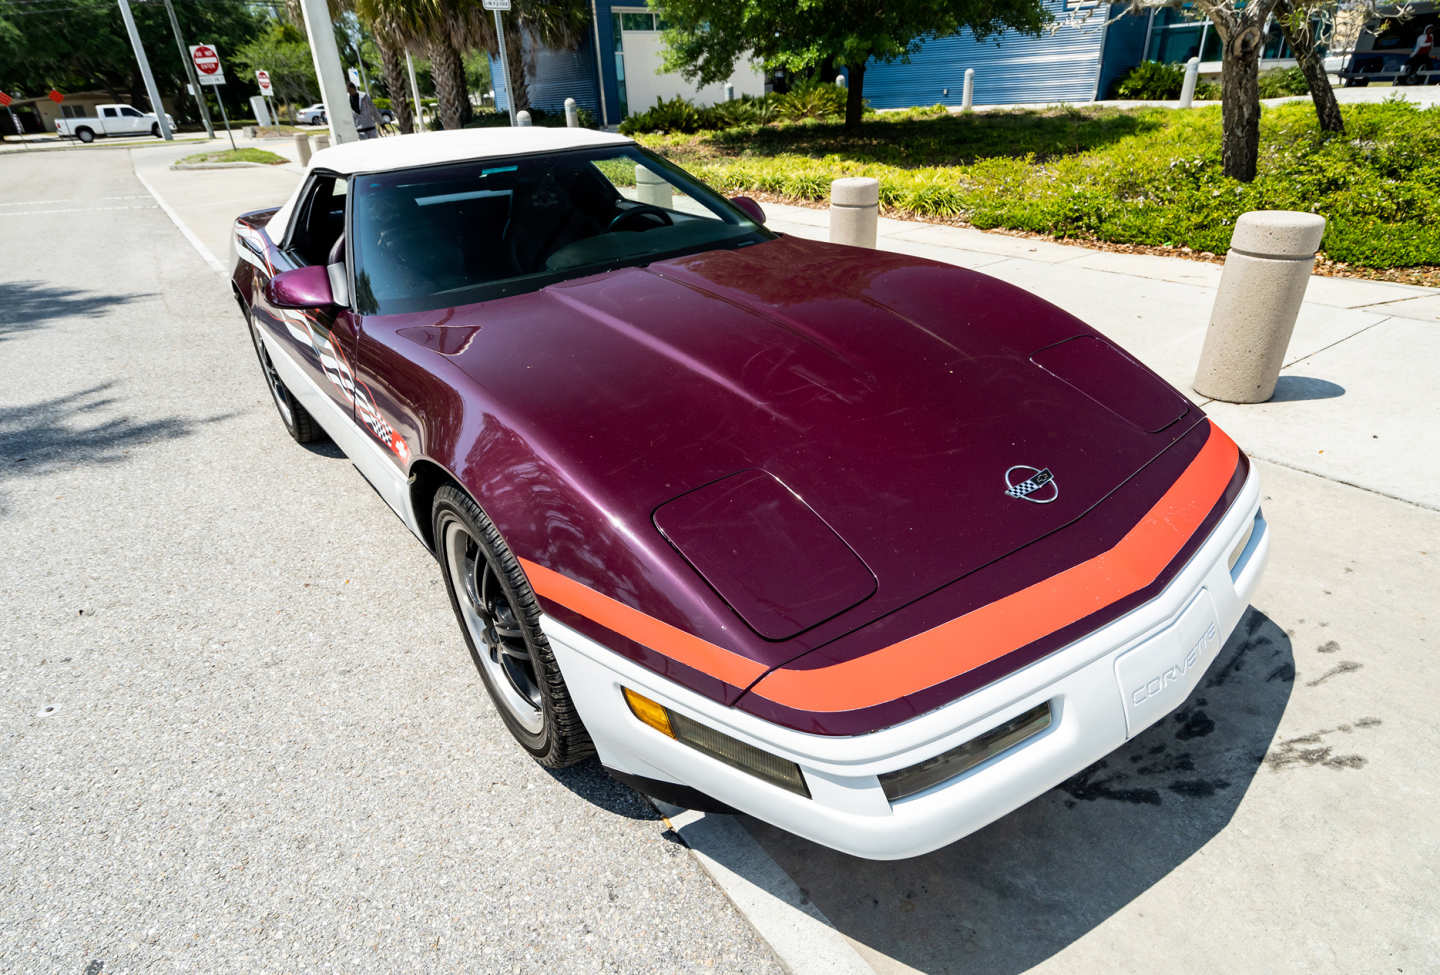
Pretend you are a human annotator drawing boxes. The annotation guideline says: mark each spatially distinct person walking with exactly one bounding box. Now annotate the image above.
[348,80,383,139]
[1401,25,1435,85]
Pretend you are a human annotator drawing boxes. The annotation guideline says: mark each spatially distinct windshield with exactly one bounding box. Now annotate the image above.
[349,145,771,315]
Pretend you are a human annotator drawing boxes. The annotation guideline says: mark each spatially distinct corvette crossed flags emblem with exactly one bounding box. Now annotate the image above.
[1004,465,1059,504]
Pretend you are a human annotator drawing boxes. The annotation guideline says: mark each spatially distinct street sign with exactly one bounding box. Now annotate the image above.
[48,89,64,103]
[347,67,361,86]
[255,69,273,95]
[483,0,511,10]
[189,44,225,86]
[0,91,11,108]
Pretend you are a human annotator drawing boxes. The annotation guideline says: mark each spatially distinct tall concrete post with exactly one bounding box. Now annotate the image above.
[116,0,173,140]
[830,177,879,248]
[564,97,579,127]
[160,0,214,138]
[962,68,975,111]
[406,51,424,130]
[1178,56,1200,108]
[294,131,313,166]
[1193,210,1327,403]
[634,165,673,208]
[299,0,358,144]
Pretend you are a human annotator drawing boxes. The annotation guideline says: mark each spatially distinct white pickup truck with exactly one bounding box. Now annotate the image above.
[55,103,176,143]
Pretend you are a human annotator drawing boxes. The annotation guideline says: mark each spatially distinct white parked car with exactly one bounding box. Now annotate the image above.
[55,103,175,143]
[296,103,328,125]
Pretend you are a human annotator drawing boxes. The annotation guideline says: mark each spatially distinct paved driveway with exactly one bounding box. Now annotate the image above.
[0,150,780,973]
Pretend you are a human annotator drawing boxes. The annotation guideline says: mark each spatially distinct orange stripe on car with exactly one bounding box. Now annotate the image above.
[521,421,1239,713]
[751,422,1240,712]
[519,556,770,689]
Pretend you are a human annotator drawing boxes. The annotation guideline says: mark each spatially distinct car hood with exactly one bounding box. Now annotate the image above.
[395,235,1193,647]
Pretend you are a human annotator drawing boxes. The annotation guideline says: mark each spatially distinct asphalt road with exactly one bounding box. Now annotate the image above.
[0,150,781,972]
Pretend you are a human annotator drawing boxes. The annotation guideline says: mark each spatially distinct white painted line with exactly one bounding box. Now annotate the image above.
[0,195,153,207]
[656,803,873,975]
[132,160,227,277]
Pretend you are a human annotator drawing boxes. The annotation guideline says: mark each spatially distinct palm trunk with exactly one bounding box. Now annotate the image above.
[1220,26,1263,182]
[1276,0,1344,133]
[429,37,464,130]
[453,52,473,125]
[376,39,414,134]
[504,18,529,115]
[844,62,865,130]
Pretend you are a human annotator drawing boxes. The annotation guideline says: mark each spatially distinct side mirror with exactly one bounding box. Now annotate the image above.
[729,195,766,225]
[264,264,337,309]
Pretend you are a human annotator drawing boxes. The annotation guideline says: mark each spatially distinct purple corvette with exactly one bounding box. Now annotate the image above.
[232,129,1267,859]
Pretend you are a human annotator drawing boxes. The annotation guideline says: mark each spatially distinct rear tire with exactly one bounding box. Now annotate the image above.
[76,127,94,144]
[246,313,323,444]
[433,485,593,768]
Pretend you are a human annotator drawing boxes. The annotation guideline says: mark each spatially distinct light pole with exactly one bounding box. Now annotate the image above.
[299,0,359,143]
[116,0,173,140]
[159,0,215,138]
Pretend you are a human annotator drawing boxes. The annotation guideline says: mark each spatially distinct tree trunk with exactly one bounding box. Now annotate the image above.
[844,62,865,130]
[377,39,414,134]
[1276,0,1344,133]
[504,19,529,115]
[454,52,473,125]
[429,38,464,130]
[1220,25,1263,181]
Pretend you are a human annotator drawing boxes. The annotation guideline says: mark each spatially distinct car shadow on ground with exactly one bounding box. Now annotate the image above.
[0,383,231,516]
[542,758,664,821]
[0,279,149,342]
[734,609,1294,974]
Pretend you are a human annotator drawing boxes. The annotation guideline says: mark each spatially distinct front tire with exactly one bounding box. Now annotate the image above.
[433,486,593,767]
[246,313,323,443]
[150,123,160,137]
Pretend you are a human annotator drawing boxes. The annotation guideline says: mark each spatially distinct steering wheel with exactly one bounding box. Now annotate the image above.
[608,204,674,233]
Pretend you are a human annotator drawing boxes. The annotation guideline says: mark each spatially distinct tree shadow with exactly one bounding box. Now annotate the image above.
[0,383,232,515]
[0,280,150,343]
[702,108,1167,170]
[723,609,1298,974]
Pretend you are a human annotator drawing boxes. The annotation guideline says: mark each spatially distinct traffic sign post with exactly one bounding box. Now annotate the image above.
[256,69,276,125]
[485,0,517,126]
[190,43,236,150]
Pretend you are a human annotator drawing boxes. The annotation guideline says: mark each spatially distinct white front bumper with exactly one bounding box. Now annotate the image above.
[545,467,1268,860]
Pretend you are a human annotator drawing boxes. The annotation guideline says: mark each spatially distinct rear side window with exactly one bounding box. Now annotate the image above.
[102,108,118,118]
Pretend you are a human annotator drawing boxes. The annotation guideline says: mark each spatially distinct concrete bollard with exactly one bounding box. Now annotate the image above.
[294,132,312,167]
[962,68,975,112]
[564,97,579,127]
[1193,210,1327,403]
[312,134,330,152]
[515,110,531,126]
[829,177,879,249]
[634,165,673,209]
[243,125,257,139]
[1178,56,1200,108]
[835,74,847,89]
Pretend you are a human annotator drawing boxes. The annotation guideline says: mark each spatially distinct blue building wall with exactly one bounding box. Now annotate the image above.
[858,1,1134,108]
[489,25,603,118]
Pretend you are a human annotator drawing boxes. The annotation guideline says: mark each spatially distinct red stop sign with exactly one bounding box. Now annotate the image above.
[0,91,12,108]
[192,45,221,76]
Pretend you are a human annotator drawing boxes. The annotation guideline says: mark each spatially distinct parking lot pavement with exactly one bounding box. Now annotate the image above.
[0,150,782,973]
[741,458,1440,972]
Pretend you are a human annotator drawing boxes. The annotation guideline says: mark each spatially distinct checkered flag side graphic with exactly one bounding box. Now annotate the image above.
[1006,477,1042,499]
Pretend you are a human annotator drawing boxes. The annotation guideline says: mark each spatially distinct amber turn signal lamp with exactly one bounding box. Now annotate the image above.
[623,687,675,738]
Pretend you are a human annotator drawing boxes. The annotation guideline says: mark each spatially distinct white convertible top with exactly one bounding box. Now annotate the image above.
[266,127,635,244]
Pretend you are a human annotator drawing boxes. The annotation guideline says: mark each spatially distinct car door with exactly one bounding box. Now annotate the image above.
[254,171,365,437]
[118,106,148,134]
[98,106,120,135]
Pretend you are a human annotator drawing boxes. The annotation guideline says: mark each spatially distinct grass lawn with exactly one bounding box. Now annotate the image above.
[177,147,288,166]
[638,100,1440,273]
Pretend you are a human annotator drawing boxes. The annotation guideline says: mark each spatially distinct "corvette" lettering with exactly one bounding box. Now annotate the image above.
[1130,622,1218,705]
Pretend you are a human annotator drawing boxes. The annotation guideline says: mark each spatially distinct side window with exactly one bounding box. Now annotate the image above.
[102,107,118,118]
[287,173,348,266]
[121,107,143,118]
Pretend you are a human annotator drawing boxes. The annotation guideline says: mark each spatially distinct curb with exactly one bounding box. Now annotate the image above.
[170,161,285,171]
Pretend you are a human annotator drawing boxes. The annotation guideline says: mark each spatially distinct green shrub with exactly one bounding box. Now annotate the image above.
[773,81,848,123]
[1114,61,1187,100]
[1195,80,1222,100]
[619,96,707,135]
[1258,66,1310,97]
[373,96,391,111]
